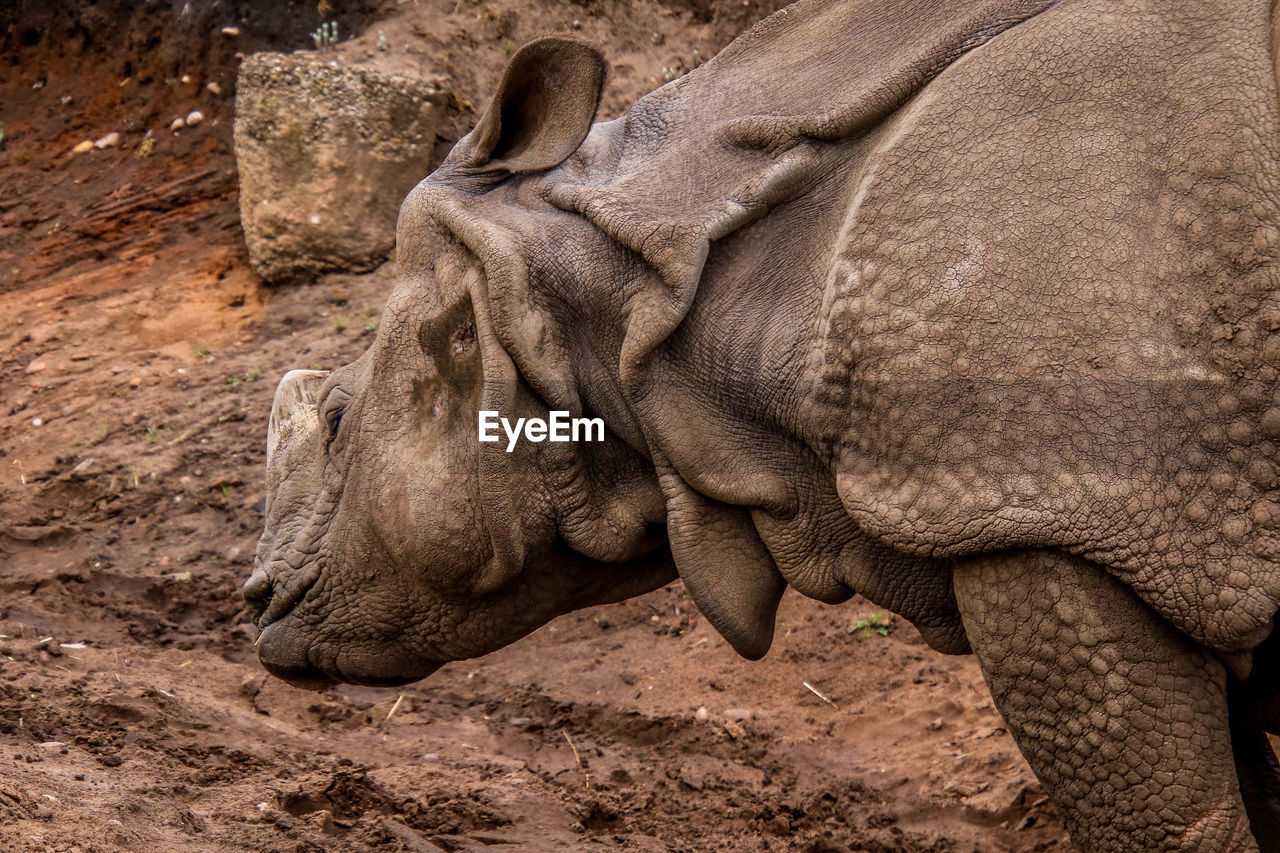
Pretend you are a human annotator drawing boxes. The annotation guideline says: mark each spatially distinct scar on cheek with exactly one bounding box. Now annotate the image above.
[451,320,477,354]
[433,390,449,418]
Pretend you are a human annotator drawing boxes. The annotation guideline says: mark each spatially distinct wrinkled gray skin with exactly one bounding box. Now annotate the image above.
[247,1,1280,849]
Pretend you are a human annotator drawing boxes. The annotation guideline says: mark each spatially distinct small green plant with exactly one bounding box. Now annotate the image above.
[312,20,339,50]
[144,425,166,444]
[219,482,236,500]
[361,306,378,318]
[223,365,263,386]
[135,135,155,159]
[332,316,349,333]
[364,319,379,333]
[193,345,210,358]
[848,613,895,639]
[501,39,516,56]
[376,30,389,51]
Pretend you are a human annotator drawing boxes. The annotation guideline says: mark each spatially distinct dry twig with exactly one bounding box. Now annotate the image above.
[561,729,591,789]
[802,681,838,709]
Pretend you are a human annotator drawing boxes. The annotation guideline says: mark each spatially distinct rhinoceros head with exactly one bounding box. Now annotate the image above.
[245,39,679,688]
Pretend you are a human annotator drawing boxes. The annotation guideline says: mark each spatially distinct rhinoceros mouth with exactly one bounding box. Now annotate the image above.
[256,614,445,690]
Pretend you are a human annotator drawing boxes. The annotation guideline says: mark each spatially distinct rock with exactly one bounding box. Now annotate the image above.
[221,26,241,36]
[94,132,120,149]
[723,708,754,721]
[72,140,94,153]
[24,359,46,374]
[170,117,185,131]
[206,81,222,96]
[30,418,43,427]
[185,110,205,127]
[694,706,709,721]
[234,52,464,283]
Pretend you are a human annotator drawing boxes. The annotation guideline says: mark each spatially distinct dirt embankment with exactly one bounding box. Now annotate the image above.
[0,1,1069,850]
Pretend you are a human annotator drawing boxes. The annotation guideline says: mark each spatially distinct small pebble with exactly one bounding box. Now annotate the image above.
[723,708,753,721]
[170,117,185,131]
[206,81,222,96]
[94,132,120,149]
[72,140,94,154]
[422,753,440,763]
[24,359,46,374]
[694,706,709,721]
[221,26,241,36]
[31,418,43,427]
[185,110,205,127]
[128,376,142,387]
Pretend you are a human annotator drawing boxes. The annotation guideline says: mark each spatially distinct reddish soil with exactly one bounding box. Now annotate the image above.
[0,1,1072,850]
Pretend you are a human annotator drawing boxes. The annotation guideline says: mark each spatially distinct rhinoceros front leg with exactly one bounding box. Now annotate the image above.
[952,550,1258,853]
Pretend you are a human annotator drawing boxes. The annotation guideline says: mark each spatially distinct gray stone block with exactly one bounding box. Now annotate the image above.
[234,53,462,284]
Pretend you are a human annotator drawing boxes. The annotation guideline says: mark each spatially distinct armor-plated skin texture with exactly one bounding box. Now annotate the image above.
[248,1,1280,849]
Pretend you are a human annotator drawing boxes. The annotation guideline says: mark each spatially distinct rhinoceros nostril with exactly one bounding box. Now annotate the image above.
[242,568,273,615]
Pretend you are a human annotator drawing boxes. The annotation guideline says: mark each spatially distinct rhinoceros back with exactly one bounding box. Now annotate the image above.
[815,0,1280,654]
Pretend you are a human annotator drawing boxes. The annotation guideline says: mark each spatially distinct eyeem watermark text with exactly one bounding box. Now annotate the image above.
[479,410,604,452]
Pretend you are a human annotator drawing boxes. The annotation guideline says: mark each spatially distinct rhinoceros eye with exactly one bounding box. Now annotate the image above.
[320,387,351,451]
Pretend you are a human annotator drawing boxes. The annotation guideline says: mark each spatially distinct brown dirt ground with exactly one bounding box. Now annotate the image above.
[0,1,1073,850]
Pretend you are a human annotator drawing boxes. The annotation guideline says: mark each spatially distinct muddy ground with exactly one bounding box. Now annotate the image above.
[0,1,1071,850]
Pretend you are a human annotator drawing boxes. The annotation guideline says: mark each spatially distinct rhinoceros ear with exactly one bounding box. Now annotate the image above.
[659,462,786,660]
[467,37,606,174]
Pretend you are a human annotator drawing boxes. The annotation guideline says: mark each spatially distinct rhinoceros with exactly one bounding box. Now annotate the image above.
[245,0,1280,849]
